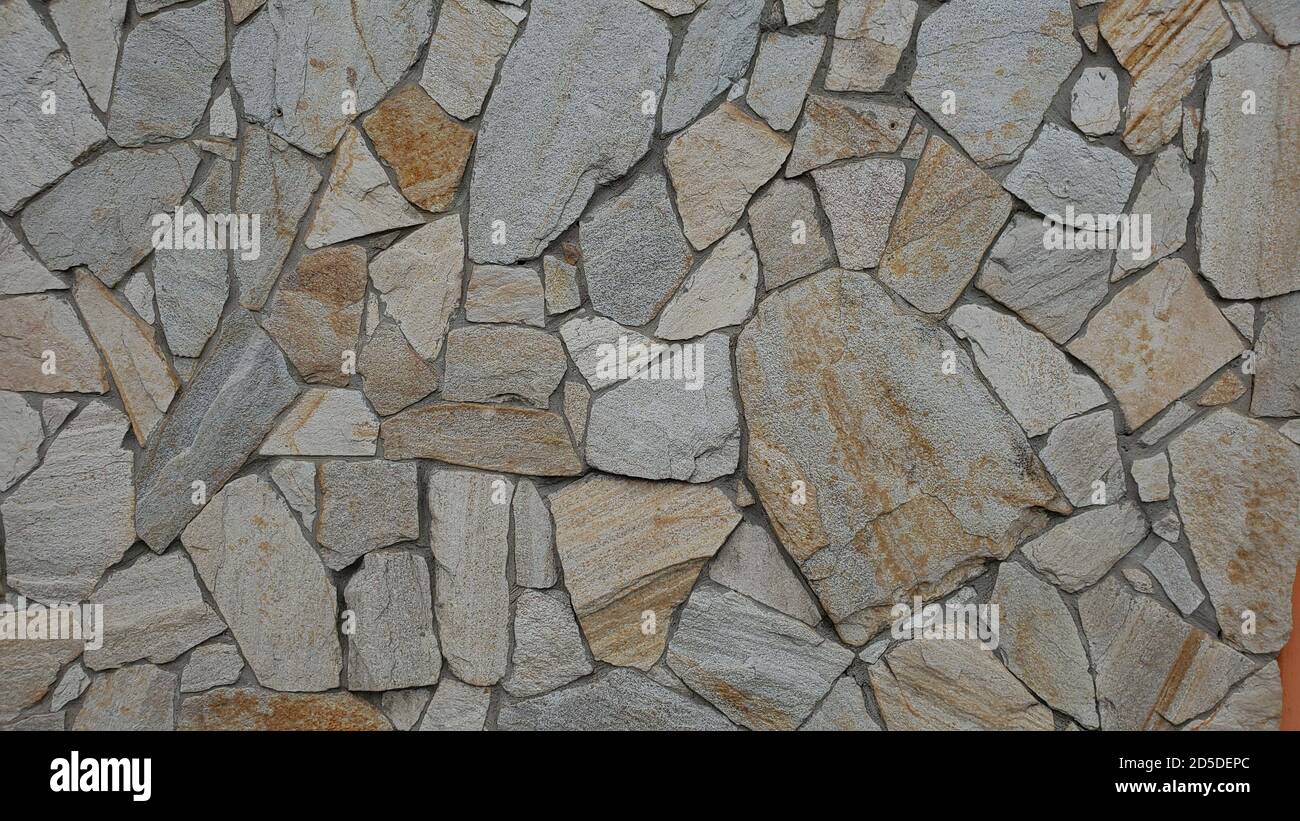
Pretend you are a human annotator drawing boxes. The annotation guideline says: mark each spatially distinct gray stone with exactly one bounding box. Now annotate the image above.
[419,0,520,121]
[181,475,342,691]
[229,0,267,23]
[0,221,63,295]
[580,169,693,326]
[656,230,757,339]
[316,461,420,570]
[799,676,880,731]
[0,295,106,393]
[344,550,442,691]
[1282,420,1300,445]
[563,380,590,444]
[747,178,833,290]
[48,0,127,112]
[782,0,826,25]
[21,144,198,286]
[1243,0,1300,44]
[209,89,237,139]
[269,460,316,530]
[786,96,913,177]
[661,0,766,134]
[1115,147,1195,276]
[72,665,176,731]
[121,271,155,324]
[369,215,464,361]
[1222,303,1255,341]
[1039,410,1126,509]
[559,316,655,391]
[359,319,441,417]
[51,664,91,712]
[1182,105,1201,160]
[2,713,65,732]
[825,0,917,92]
[381,688,432,731]
[263,245,368,387]
[381,402,584,475]
[1185,661,1282,731]
[499,668,736,730]
[0,616,82,722]
[417,678,491,731]
[443,326,566,409]
[513,480,558,589]
[304,129,423,249]
[153,206,228,358]
[108,0,225,146]
[708,522,822,627]
[260,389,379,457]
[1144,541,1206,616]
[0,392,42,492]
[2,401,134,600]
[180,644,245,693]
[811,160,905,271]
[1124,567,1155,594]
[543,247,582,316]
[1132,453,1171,502]
[1021,502,1149,592]
[503,590,593,697]
[467,0,670,264]
[747,33,823,132]
[1070,67,1121,136]
[465,266,545,327]
[1003,124,1138,221]
[1153,510,1182,543]
[40,398,78,436]
[1138,400,1197,446]
[1251,293,1300,416]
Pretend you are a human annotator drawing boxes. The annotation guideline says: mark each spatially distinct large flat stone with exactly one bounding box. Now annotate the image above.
[344,550,442,691]
[382,403,583,475]
[660,0,766,134]
[0,295,107,393]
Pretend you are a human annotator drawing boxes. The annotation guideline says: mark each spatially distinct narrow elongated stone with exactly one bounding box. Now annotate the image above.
[0,392,42,492]
[180,687,390,730]
[419,0,520,121]
[498,668,735,731]
[513,480,558,589]
[1251,292,1300,417]
[382,403,583,475]
[660,0,766,134]
[344,550,442,691]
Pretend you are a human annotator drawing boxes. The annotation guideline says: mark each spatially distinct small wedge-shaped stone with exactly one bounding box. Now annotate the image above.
[552,476,740,669]
[826,0,917,92]
[428,470,512,686]
[800,676,880,731]
[264,246,367,386]
[108,0,225,146]
[0,392,42,492]
[316,460,420,571]
[180,644,244,694]
[269,459,316,529]
[747,33,824,132]
[1115,147,1195,276]
[0,221,63,295]
[260,388,379,457]
[0,0,106,214]
[656,230,757,339]
[136,309,299,550]
[418,0,519,121]
[369,215,463,361]
[513,480,558,589]
[74,272,178,444]
[1144,540,1206,616]
[667,585,853,730]
[1169,410,1300,653]
[948,304,1106,438]
[991,562,1098,728]
[1252,293,1300,416]
[72,665,176,731]
[811,159,905,270]
[2,401,133,601]
[1080,577,1254,729]
[907,0,1079,166]
[1003,124,1137,222]
[1186,662,1282,731]
[359,319,441,417]
[363,85,475,212]
[661,0,767,134]
[467,0,670,264]
[345,550,442,691]
[382,403,583,475]
[381,688,432,731]
[1038,410,1126,508]
[1068,259,1244,430]
[231,0,433,156]
[1021,502,1148,592]
[1100,0,1232,154]
[786,96,913,177]
[498,668,736,731]
[747,178,833,290]
[666,102,792,251]
[180,687,390,730]
[544,246,582,315]
[869,638,1055,730]
[85,551,225,671]
[503,590,593,697]
[305,129,423,248]
[51,664,90,712]
[443,325,567,408]
[0,295,107,393]
[877,137,1012,313]
[48,0,126,112]
[22,144,198,286]
[182,475,343,691]
[0,609,83,722]
[580,169,693,327]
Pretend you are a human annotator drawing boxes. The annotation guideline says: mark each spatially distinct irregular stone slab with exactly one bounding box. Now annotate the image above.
[738,270,1064,644]
[825,0,917,92]
[465,266,545,327]
[0,222,64,295]
[498,668,735,731]
[359,319,441,416]
[869,639,1055,730]
[180,687,390,730]
[907,0,1079,166]
[877,137,1012,313]
[1132,453,1171,502]
[667,585,853,730]
[782,0,826,25]
[363,85,475,212]
[0,0,106,215]
[381,688,432,731]
[0,392,43,492]
[1169,410,1300,653]
[153,216,228,359]
[800,676,880,731]
[74,273,178,444]
[121,271,155,325]
[1124,567,1155,594]
[208,89,237,139]
[2,401,133,600]
[269,459,316,529]
[345,550,442,691]
[543,246,582,315]
[1144,541,1206,616]
[418,678,491,731]
[811,160,905,270]
[709,522,821,627]
[1138,400,1196,446]
[656,230,757,339]
[51,664,91,712]
[86,551,226,670]
[563,380,590,444]
[108,0,225,146]
[747,178,833,290]
[443,326,566,408]
[747,33,823,132]
[1115,147,1195,276]
[0,613,82,722]
[661,0,766,134]
[3,713,65,731]
[1067,259,1244,430]
[1153,510,1182,543]
[991,562,1098,727]
[1186,662,1282,731]
[1021,502,1148,592]
[48,0,127,112]
[369,215,463,361]
[948,304,1106,438]
[428,470,511,686]
[1182,104,1202,160]
[1100,0,1232,154]
[264,246,367,386]
[72,665,176,731]
[260,389,379,457]
[233,127,321,309]
[513,480,558,589]
[559,316,655,390]
[467,0,670,264]
[316,461,420,571]
[1243,0,1300,44]
[419,0,520,121]
[552,476,740,668]
[666,102,792,251]
[786,96,912,178]
[503,590,593,697]
[977,213,1111,344]
[1198,371,1246,406]
[1071,67,1120,136]
[1079,577,1254,729]
[304,129,423,248]
[182,475,342,691]
[229,0,266,23]
[1038,410,1125,508]
[1251,293,1300,416]
[180,644,245,693]
[586,333,740,482]
[1003,124,1138,221]
[382,403,583,475]
[580,169,693,326]
[21,144,199,286]
[40,399,77,436]
[231,0,432,156]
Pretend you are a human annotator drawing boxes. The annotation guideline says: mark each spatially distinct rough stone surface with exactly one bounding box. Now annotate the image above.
[153,211,228,359]
[443,326,566,408]
[786,96,912,177]
[179,687,391,730]
[1003,124,1138,221]
[269,460,317,529]
[1186,661,1283,731]
[543,247,582,316]
[800,676,880,731]
[1071,67,1121,136]
[363,84,474,212]
[264,246,368,387]
[656,229,757,338]
[747,178,833,290]
[381,688,432,731]
[1115,147,1195,276]
[180,644,245,694]
[498,668,735,731]
[1251,293,1300,416]
[465,266,545,327]
[369,216,463,361]
[1144,541,1206,616]
[0,613,82,722]
[304,128,423,249]
[1199,371,1246,406]
[1132,453,1171,502]
[0,391,43,492]
[513,480,558,589]
[811,160,905,271]
[344,550,442,691]
[48,0,126,113]
[708,522,822,627]
[0,221,63,295]
[51,664,91,712]
[747,33,824,132]
[418,678,491,731]
[1039,410,1126,509]
[72,665,176,731]
[826,0,917,92]
[359,319,441,417]
[419,0,520,121]
[503,590,593,697]
[260,389,378,457]
[661,0,766,134]
[1021,502,1149,592]
[316,461,420,571]
[0,295,106,393]
[382,403,583,475]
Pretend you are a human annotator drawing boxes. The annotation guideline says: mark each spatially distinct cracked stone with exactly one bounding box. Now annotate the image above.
[344,550,442,691]
[304,128,423,249]
[316,460,420,571]
[786,96,912,177]
[825,0,917,92]
[1021,501,1149,592]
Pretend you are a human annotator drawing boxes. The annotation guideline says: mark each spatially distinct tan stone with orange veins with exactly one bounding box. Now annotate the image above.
[363,85,475,212]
